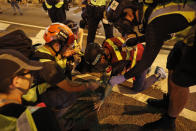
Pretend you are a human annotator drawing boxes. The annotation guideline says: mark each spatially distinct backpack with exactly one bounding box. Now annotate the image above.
[0,30,54,61]
[0,30,35,58]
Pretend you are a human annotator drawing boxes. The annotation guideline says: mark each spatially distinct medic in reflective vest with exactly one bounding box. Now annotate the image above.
[84,36,166,110]
[44,0,69,22]
[85,36,166,91]
[22,23,100,107]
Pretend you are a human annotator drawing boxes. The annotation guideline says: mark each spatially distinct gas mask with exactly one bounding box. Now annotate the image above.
[114,18,135,36]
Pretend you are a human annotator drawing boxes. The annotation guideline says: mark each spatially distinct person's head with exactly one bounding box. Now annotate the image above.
[63,20,79,38]
[44,23,75,56]
[0,49,43,94]
[84,43,109,72]
[106,0,142,36]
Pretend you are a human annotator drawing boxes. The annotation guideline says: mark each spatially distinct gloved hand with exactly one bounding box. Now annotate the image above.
[109,75,126,87]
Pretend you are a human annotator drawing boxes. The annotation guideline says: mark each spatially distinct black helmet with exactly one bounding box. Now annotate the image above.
[84,43,104,66]
[106,0,141,36]
[106,0,139,23]
[64,20,79,35]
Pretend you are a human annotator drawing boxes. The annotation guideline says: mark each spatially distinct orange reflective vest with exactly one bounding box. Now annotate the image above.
[103,37,144,72]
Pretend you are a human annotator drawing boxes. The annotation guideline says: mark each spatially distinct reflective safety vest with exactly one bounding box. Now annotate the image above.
[0,106,41,131]
[143,1,196,46]
[45,0,64,9]
[103,37,144,73]
[23,46,67,102]
[90,0,110,6]
[144,2,196,24]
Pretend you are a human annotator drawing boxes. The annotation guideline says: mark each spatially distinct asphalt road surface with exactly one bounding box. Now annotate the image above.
[0,3,196,131]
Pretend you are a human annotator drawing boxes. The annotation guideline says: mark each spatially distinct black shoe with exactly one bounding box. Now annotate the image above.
[142,115,176,130]
[147,93,169,110]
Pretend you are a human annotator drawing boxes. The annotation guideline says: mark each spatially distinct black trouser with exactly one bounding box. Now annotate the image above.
[48,7,66,23]
[167,42,196,87]
[86,4,113,45]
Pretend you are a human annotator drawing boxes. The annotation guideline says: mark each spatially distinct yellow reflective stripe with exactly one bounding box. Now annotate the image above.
[36,47,53,62]
[22,87,37,102]
[106,39,122,61]
[117,37,125,44]
[90,0,106,6]
[45,1,52,9]
[36,46,52,55]
[131,47,138,68]
[55,57,67,69]
[0,114,17,131]
[39,59,52,62]
[126,50,130,60]
[55,1,64,8]
[24,109,37,131]
[148,2,196,24]
[37,83,51,95]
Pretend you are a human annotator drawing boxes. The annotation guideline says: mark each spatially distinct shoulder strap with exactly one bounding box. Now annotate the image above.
[32,51,55,61]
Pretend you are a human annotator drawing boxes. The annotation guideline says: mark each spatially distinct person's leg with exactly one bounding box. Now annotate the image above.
[48,9,56,22]
[55,7,66,23]
[147,42,185,109]
[168,79,189,117]
[103,23,114,39]
[143,45,196,130]
[86,6,101,45]
[11,2,17,15]
[132,67,166,92]
[14,2,23,15]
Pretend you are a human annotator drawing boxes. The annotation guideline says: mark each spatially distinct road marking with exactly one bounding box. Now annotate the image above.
[0,20,105,39]
[0,22,10,31]
[30,29,45,45]
[190,86,196,93]
[0,20,46,29]
[76,73,196,122]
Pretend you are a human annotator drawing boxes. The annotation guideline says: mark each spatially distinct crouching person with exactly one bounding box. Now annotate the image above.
[0,49,61,131]
[85,37,166,93]
[22,23,99,111]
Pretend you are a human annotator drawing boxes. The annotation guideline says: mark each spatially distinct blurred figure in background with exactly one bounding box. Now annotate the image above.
[86,0,113,45]
[8,0,23,15]
[43,0,70,22]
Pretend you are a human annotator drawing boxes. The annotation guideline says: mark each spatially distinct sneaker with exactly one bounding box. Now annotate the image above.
[142,115,176,130]
[147,93,169,110]
[13,13,17,15]
[155,66,166,80]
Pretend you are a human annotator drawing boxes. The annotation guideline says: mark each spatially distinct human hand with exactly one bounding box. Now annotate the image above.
[63,49,75,57]
[94,100,104,111]
[109,75,126,87]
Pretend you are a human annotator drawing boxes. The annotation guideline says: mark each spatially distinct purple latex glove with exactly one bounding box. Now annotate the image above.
[109,75,126,87]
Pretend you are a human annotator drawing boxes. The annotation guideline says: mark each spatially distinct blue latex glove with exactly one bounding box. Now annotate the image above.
[109,75,126,87]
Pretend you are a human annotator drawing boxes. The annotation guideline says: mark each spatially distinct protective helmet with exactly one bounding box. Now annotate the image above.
[106,0,141,35]
[44,23,75,49]
[106,0,139,23]
[63,20,79,36]
[85,43,109,72]
[84,43,104,66]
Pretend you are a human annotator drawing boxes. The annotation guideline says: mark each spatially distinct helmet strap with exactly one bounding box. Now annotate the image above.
[48,41,60,56]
